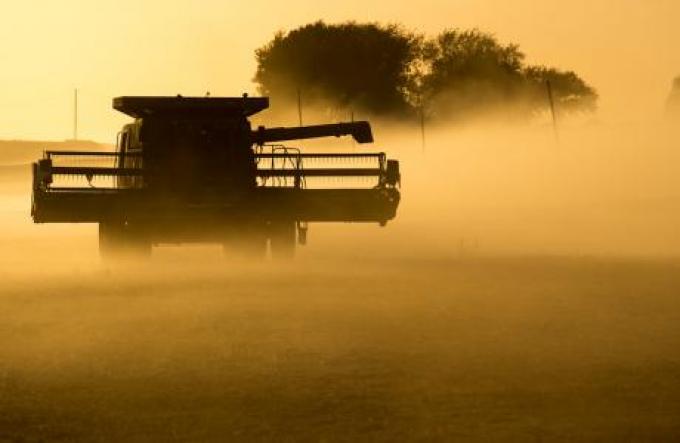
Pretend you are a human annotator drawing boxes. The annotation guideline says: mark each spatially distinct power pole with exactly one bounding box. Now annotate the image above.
[350,110,355,150]
[297,88,303,127]
[73,88,78,141]
[546,80,559,143]
[420,105,426,154]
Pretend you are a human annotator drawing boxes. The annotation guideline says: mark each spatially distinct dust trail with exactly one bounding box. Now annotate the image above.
[1,114,680,441]
[2,254,680,441]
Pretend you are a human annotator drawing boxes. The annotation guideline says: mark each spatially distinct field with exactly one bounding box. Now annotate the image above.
[1,129,680,442]
[1,257,680,442]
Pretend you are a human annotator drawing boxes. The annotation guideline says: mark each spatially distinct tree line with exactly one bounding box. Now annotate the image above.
[254,21,597,122]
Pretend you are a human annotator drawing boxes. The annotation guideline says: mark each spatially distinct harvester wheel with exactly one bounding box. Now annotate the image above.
[99,221,151,261]
[269,221,296,260]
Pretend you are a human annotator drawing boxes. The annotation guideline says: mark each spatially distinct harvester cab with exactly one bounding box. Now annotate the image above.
[31,95,401,259]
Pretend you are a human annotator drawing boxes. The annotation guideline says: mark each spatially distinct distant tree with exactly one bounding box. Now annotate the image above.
[419,29,597,119]
[254,21,420,117]
[254,24,597,122]
[523,67,597,113]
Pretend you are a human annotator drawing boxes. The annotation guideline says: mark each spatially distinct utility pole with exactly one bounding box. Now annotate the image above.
[73,88,78,141]
[546,80,559,143]
[296,88,304,148]
[420,104,426,154]
[350,110,355,150]
[297,88,303,127]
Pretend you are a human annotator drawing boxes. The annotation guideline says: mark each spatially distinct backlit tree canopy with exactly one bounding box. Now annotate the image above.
[254,22,597,121]
[254,22,419,117]
[419,30,597,119]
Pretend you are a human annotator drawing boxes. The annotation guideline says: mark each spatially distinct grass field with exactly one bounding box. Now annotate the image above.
[2,131,680,441]
[1,257,680,442]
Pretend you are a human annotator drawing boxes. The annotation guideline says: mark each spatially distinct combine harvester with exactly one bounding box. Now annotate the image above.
[31,96,401,259]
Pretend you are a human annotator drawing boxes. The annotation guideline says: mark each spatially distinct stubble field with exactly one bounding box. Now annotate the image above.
[2,125,680,441]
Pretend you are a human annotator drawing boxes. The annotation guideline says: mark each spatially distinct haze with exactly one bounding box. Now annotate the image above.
[2,2,680,441]
[1,0,679,141]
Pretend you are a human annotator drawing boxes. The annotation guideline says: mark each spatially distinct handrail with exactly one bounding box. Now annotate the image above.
[48,166,383,178]
[50,166,144,176]
[258,168,382,177]
[45,151,385,159]
[255,153,385,159]
[38,150,393,191]
[46,151,135,158]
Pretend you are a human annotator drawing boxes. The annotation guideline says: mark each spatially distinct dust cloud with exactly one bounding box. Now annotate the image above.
[1,112,680,441]
[292,109,680,261]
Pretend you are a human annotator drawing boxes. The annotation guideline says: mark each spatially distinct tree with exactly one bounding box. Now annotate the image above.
[253,23,598,122]
[254,21,420,117]
[524,67,597,113]
[419,29,597,120]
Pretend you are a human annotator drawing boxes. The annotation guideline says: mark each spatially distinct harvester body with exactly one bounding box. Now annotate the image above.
[31,96,400,258]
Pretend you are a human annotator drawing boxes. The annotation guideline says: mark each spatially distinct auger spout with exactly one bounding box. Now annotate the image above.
[252,121,373,145]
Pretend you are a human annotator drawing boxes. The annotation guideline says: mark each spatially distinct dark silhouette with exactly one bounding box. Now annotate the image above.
[31,96,400,260]
[254,22,597,122]
[420,30,597,120]
[255,21,418,117]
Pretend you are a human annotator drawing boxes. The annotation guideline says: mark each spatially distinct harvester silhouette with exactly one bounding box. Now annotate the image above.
[31,96,401,259]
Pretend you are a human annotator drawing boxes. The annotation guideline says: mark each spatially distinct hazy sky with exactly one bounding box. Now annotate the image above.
[1,0,678,141]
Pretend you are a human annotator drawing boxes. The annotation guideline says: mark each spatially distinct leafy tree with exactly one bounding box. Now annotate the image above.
[253,23,597,122]
[419,29,597,119]
[417,29,527,118]
[254,21,419,117]
[524,67,597,113]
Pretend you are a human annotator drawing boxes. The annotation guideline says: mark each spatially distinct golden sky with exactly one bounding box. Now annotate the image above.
[1,0,678,141]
